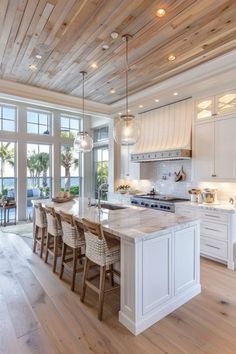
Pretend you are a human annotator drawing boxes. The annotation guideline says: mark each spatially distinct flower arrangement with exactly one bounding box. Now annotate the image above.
[116,184,130,194]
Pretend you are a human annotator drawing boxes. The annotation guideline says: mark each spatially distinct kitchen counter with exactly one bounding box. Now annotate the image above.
[176,201,236,214]
[35,197,199,242]
[33,198,201,335]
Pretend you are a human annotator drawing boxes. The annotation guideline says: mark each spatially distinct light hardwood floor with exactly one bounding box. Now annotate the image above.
[1,231,236,354]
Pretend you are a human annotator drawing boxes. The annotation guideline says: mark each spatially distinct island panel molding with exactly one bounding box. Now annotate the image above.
[119,224,200,335]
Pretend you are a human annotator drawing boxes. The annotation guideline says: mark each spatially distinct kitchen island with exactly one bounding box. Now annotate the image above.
[34,198,201,335]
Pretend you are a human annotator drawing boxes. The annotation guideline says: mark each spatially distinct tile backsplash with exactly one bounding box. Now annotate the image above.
[153,160,192,198]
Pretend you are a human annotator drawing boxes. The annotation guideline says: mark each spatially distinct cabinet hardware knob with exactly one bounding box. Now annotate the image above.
[212,174,217,177]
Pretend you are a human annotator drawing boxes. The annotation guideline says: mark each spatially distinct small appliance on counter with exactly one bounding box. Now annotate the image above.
[188,188,201,202]
[201,188,218,204]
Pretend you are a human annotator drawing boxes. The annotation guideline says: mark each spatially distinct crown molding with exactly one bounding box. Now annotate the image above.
[110,49,236,114]
[0,79,111,118]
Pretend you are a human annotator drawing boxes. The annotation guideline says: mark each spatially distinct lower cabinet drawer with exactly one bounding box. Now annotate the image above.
[201,237,227,260]
[199,210,229,224]
[201,221,228,241]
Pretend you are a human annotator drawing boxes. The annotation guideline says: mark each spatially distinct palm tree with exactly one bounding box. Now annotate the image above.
[61,146,79,191]
[27,151,49,187]
[0,142,14,178]
[37,152,49,187]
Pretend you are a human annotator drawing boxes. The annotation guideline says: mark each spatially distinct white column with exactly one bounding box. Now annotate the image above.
[17,103,27,220]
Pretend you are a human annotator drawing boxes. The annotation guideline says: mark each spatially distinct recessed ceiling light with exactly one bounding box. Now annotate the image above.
[102,44,109,50]
[118,112,122,115]
[91,63,97,69]
[168,54,176,61]
[111,31,119,39]
[35,54,42,59]
[155,99,159,102]
[128,109,131,113]
[139,104,143,108]
[110,88,116,94]
[173,92,178,96]
[156,8,166,17]
[29,64,37,71]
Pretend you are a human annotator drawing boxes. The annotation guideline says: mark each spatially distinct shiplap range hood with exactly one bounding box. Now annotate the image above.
[131,99,192,162]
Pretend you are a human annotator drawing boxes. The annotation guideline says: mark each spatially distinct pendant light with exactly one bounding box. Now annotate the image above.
[74,71,93,153]
[113,34,140,145]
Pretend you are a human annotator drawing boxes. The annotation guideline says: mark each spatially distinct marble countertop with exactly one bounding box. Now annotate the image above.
[34,198,199,243]
[177,201,236,213]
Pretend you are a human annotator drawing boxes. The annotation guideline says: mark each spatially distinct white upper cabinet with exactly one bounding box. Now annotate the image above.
[195,90,236,121]
[193,122,214,180]
[193,117,236,180]
[214,117,236,179]
[216,91,236,116]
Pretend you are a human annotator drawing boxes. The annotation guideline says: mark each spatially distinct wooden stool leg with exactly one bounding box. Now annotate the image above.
[98,265,106,321]
[52,237,58,273]
[71,248,77,291]
[81,257,90,302]
[44,233,50,263]
[109,264,114,287]
[60,243,66,279]
[40,227,45,258]
[33,225,38,253]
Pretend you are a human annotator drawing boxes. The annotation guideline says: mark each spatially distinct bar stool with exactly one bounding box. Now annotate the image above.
[59,211,85,291]
[81,218,120,321]
[44,206,62,273]
[33,203,47,258]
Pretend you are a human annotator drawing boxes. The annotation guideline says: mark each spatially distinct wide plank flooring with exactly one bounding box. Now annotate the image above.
[1,231,236,354]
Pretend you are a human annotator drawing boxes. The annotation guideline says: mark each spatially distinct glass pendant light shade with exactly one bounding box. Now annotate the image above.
[74,131,93,153]
[73,71,93,153]
[113,34,140,146]
[113,114,140,145]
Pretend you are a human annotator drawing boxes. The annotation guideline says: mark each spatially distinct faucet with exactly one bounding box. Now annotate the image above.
[97,176,109,209]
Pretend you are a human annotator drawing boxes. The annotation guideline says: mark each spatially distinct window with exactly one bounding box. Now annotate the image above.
[0,104,16,132]
[26,143,52,218]
[60,115,80,138]
[93,146,108,200]
[94,126,109,143]
[60,145,80,195]
[0,141,16,198]
[27,109,51,135]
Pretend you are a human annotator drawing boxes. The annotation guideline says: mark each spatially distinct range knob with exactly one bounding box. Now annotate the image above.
[145,203,149,207]
[160,205,163,208]
[141,202,145,206]
[151,204,154,208]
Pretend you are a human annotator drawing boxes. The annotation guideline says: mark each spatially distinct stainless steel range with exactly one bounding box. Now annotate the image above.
[130,193,189,213]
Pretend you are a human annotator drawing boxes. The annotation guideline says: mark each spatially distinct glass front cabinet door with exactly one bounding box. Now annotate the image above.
[216,91,236,116]
[196,97,214,120]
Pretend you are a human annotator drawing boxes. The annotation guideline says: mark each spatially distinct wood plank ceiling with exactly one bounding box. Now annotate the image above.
[0,0,236,105]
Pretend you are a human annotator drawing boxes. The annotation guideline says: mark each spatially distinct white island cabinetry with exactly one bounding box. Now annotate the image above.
[34,198,200,335]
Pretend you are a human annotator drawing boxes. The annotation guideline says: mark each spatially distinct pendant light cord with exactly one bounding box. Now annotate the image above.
[125,36,128,117]
[82,72,85,121]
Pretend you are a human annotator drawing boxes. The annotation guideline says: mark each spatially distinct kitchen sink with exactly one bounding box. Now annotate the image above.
[100,203,127,210]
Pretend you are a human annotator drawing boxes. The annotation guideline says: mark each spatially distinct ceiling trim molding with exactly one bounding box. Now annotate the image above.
[110,49,236,113]
[0,79,111,118]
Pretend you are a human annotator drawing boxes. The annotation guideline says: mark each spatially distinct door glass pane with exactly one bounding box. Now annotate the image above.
[26,143,51,219]
[196,98,213,119]
[2,107,15,120]
[60,145,80,195]
[217,92,236,115]
[0,141,16,223]
[27,123,38,134]
[27,111,38,123]
[93,146,108,200]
